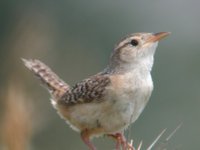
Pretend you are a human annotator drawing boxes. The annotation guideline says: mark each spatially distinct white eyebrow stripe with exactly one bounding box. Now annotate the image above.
[116,36,141,50]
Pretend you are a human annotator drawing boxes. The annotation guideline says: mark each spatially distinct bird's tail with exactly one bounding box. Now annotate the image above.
[22,59,70,99]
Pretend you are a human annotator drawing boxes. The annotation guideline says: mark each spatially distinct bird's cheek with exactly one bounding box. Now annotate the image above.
[121,51,137,62]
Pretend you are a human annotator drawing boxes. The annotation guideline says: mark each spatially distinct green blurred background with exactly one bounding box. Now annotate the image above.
[0,0,200,150]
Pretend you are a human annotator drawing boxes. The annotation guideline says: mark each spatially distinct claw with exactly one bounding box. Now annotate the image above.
[107,133,135,150]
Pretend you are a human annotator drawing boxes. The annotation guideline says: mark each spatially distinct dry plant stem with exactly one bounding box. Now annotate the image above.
[1,84,33,150]
[166,123,182,141]
[136,141,143,150]
[154,124,182,150]
[147,129,167,150]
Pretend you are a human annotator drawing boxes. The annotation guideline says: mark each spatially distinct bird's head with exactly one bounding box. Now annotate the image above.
[109,32,170,72]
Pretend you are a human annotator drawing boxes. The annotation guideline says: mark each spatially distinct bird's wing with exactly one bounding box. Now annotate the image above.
[59,75,111,105]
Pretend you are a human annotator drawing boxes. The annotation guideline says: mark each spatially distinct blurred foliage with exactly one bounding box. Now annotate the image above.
[0,0,200,150]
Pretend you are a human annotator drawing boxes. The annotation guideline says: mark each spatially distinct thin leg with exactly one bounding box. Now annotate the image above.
[81,129,97,150]
[107,133,134,150]
[107,133,121,150]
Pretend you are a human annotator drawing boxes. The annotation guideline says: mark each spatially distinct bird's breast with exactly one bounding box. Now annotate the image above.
[108,71,153,125]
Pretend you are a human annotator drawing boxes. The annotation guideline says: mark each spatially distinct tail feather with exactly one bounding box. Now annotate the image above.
[22,58,70,98]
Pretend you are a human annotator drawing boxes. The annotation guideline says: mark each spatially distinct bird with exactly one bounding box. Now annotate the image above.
[22,32,170,150]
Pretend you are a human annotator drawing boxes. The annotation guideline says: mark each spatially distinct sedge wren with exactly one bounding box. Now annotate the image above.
[22,32,170,150]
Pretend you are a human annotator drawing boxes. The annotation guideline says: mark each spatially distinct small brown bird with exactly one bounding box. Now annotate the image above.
[22,32,170,150]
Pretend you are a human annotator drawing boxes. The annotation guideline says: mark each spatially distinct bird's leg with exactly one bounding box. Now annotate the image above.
[107,133,121,150]
[81,129,97,150]
[107,133,134,150]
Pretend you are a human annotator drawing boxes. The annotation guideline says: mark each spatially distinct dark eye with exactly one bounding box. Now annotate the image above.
[130,39,139,46]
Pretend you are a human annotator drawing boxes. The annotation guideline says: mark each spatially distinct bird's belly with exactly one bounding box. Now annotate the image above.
[101,87,152,132]
[55,74,153,134]
[56,87,152,134]
[56,100,130,132]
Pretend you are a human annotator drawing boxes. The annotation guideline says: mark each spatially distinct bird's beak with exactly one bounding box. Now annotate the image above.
[145,32,171,44]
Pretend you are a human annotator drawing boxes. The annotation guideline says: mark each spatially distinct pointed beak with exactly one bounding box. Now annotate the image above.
[145,32,171,44]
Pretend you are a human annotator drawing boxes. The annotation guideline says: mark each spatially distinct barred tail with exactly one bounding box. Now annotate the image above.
[22,58,70,98]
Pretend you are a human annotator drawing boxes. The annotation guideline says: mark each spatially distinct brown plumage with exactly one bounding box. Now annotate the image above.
[60,75,110,105]
[22,59,110,104]
[22,59,69,99]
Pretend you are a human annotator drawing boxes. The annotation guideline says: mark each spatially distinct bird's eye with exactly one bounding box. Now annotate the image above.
[130,39,139,46]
